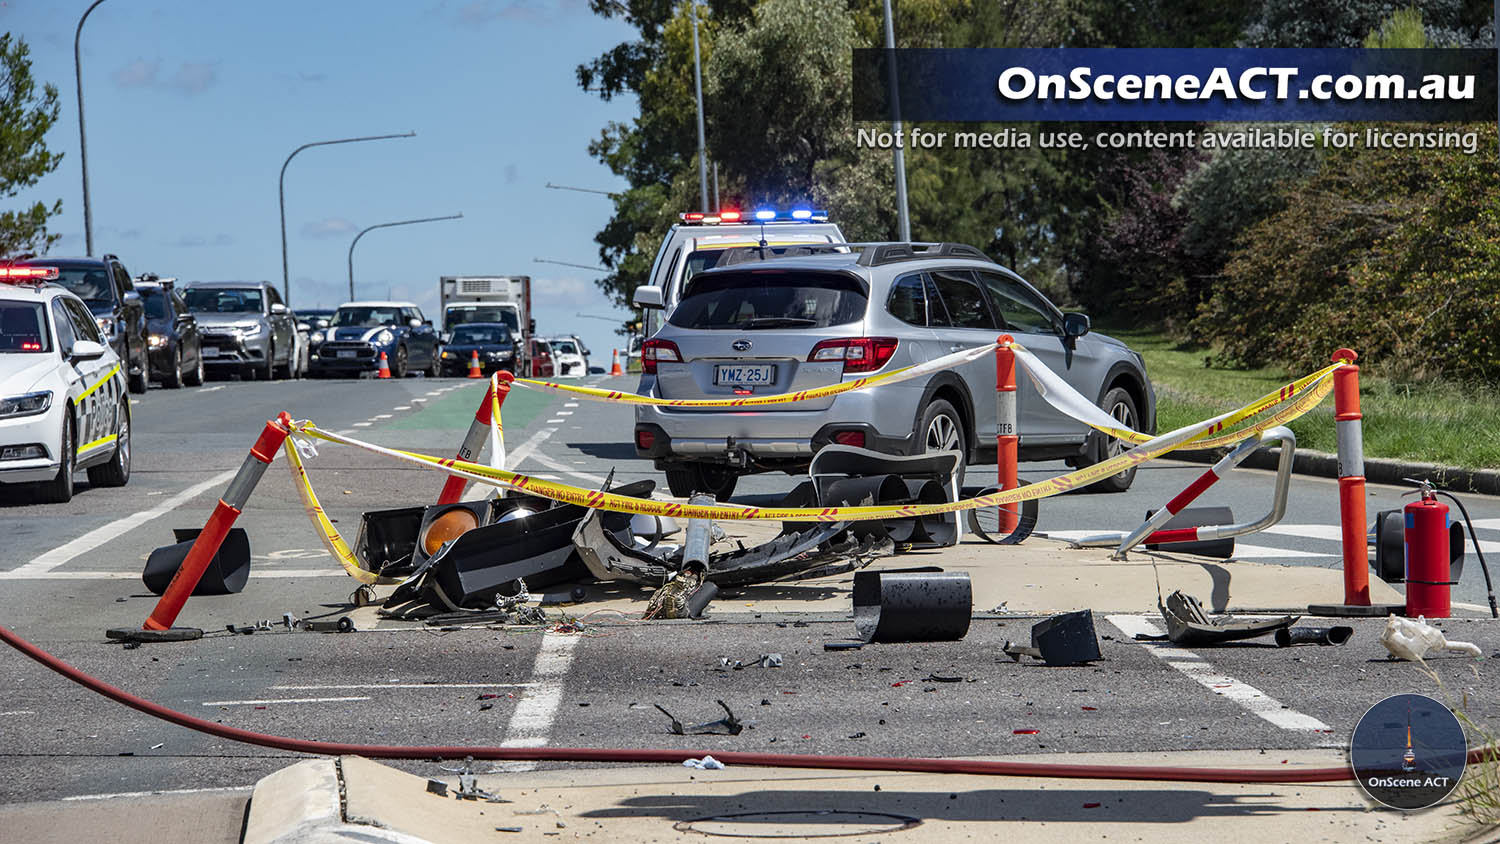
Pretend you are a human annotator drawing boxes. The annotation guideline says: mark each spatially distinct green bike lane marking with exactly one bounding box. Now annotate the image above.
[386,382,557,433]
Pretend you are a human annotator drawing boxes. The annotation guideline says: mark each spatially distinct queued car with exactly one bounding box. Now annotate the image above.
[297,308,335,331]
[530,338,555,378]
[11,255,149,394]
[135,276,204,389]
[439,322,516,376]
[309,301,440,378]
[0,266,132,503]
[546,336,587,378]
[633,241,1156,501]
[182,281,300,380]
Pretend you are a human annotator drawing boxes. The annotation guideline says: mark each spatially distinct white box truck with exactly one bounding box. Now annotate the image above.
[440,275,533,374]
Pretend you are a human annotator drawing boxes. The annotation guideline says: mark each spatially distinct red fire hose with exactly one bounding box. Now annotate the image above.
[3,624,1493,784]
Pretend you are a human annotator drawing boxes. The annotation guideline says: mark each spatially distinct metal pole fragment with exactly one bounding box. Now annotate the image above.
[142,413,292,631]
[995,335,1018,532]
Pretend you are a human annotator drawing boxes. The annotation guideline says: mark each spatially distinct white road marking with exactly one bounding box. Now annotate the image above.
[1106,615,1332,732]
[8,470,236,575]
[519,447,608,487]
[1264,524,1344,541]
[508,427,556,467]
[0,710,35,716]
[499,633,578,772]
[425,391,442,397]
[353,422,373,427]
[1470,519,1500,531]
[62,786,252,802]
[556,411,573,416]
[202,697,370,707]
[564,402,579,407]
[546,418,565,423]
[197,386,224,394]
[1231,544,1336,560]
[272,683,536,690]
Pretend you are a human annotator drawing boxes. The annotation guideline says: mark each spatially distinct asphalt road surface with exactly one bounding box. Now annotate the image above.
[1,373,1497,805]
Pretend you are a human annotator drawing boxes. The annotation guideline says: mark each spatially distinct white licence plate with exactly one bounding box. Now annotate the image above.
[714,364,775,386]
[200,347,218,358]
[337,350,357,359]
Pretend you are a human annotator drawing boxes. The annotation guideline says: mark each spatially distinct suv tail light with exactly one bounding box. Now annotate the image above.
[635,429,655,450]
[641,338,682,374]
[808,337,898,373]
[832,430,866,447]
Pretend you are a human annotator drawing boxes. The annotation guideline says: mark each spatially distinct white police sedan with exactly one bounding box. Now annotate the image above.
[0,266,132,503]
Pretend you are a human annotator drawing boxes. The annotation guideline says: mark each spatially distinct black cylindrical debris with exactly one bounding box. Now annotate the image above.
[853,568,971,643]
[686,581,719,619]
[1274,626,1354,647]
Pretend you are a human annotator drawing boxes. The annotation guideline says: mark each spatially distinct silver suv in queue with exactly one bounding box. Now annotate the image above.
[633,242,1155,501]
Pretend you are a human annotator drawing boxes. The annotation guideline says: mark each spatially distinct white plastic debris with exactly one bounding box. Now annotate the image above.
[682,755,726,770]
[1379,616,1482,661]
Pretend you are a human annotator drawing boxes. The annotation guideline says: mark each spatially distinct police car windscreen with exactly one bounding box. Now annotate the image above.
[0,302,50,353]
[669,272,866,330]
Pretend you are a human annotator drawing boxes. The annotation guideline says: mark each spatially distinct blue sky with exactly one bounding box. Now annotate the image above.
[6,0,639,363]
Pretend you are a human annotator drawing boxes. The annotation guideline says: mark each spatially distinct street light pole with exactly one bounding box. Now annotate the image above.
[347,214,462,300]
[881,0,912,242]
[74,0,112,257]
[689,0,709,211]
[280,131,416,305]
[534,258,608,271]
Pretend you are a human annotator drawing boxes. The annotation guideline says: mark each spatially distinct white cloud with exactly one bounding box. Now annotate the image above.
[111,59,159,89]
[168,62,218,94]
[530,276,600,308]
[172,233,234,248]
[300,217,359,239]
[110,59,218,95]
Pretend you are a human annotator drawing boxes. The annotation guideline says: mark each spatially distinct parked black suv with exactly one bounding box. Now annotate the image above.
[13,255,149,393]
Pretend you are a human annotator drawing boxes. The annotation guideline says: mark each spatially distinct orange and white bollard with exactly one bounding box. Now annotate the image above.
[610,349,624,376]
[140,413,292,631]
[995,335,1018,532]
[437,371,514,504]
[376,351,392,379]
[467,350,483,378]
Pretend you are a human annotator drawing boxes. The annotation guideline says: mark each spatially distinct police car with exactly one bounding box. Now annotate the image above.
[0,265,132,503]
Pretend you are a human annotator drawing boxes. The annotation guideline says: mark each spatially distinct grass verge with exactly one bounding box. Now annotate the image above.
[1105,327,1500,471]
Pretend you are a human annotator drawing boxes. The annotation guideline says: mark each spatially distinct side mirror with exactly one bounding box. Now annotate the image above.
[408,318,422,328]
[439,333,451,344]
[633,285,665,309]
[270,303,289,315]
[70,340,107,362]
[1063,312,1091,338]
[296,322,311,332]
[315,318,330,330]
[123,290,142,305]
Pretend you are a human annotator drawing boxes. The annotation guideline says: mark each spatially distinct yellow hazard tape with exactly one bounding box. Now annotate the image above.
[511,342,997,407]
[286,367,1335,524]
[283,438,401,585]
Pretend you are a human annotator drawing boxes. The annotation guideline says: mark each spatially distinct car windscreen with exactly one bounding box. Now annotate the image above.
[45,268,115,307]
[332,307,400,327]
[669,272,867,330]
[0,302,49,353]
[185,288,263,314]
[551,340,577,354]
[451,326,510,344]
[447,306,518,330]
[141,289,169,319]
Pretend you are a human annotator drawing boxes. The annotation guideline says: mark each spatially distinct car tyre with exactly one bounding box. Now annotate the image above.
[424,348,440,378]
[162,346,184,389]
[127,357,148,394]
[918,398,967,488]
[87,399,131,487]
[262,342,277,381]
[37,412,75,504]
[664,463,738,502]
[1081,386,1139,493]
[274,347,294,380]
[183,346,205,386]
[391,345,409,378]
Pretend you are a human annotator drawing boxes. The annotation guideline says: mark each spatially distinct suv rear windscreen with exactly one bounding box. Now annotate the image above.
[670,272,866,330]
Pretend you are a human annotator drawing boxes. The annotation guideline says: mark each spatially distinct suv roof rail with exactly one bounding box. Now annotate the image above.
[103,253,119,262]
[848,241,995,267]
[715,243,850,267]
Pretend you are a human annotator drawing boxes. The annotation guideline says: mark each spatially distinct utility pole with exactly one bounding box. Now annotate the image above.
[74,0,112,256]
[347,214,462,300]
[690,0,710,211]
[881,0,912,242]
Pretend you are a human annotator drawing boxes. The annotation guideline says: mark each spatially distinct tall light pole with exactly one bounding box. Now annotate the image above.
[74,0,113,256]
[281,132,415,305]
[544,182,620,198]
[535,258,608,271]
[347,214,462,300]
[689,0,709,211]
[881,0,912,242]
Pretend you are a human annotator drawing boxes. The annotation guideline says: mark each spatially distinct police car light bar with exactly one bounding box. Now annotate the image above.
[0,266,59,281]
[681,209,828,225]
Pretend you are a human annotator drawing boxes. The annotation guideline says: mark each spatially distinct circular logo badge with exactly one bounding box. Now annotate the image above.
[1351,693,1467,810]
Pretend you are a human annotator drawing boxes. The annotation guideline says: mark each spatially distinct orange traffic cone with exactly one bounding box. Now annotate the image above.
[610,348,623,376]
[376,351,392,379]
[467,349,483,378]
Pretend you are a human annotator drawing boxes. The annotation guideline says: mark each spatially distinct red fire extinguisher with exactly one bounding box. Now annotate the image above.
[1404,482,1453,618]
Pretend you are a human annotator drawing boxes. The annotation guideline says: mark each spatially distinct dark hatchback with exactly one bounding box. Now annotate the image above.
[13,255,149,393]
[136,279,204,388]
[439,322,516,376]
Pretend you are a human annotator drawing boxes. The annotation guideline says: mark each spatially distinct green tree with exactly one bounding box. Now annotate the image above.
[0,34,64,258]
[1363,6,1432,46]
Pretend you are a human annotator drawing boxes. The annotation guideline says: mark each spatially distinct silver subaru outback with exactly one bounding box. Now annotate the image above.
[633,242,1155,501]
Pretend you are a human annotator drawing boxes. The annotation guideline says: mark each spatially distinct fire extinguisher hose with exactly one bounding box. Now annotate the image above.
[2,623,1497,783]
[1432,490,1500,619]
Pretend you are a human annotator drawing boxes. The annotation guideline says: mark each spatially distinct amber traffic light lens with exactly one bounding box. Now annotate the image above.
[421,508,479,556]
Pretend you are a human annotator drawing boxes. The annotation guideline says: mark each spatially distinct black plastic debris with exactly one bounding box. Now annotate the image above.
[1275,626,1354,647]
[853,567,972,643]
[141,528,251,596]
[1004,610,1102,666]
[1158,590,1298,646]
[654,700,743,736]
